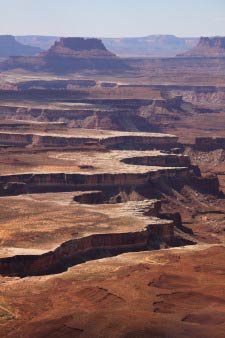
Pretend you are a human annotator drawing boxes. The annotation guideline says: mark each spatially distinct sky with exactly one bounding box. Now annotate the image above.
[0,0,225,37]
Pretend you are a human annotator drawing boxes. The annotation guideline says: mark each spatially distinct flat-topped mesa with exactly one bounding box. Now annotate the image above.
[179,36,225,57]
[45,37,116,58]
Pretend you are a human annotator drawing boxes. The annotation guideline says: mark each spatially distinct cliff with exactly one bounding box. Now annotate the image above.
[180,37,225,57]
[0,222,175,277]
[0,35,41,57]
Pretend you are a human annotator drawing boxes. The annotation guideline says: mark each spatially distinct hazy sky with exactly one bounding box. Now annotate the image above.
[0,0,225,37]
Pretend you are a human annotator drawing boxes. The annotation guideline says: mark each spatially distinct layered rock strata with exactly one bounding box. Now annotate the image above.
[0,130,177,149]
[0,195,175,277]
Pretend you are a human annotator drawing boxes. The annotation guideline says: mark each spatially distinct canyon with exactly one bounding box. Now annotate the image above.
[0,36,225,338]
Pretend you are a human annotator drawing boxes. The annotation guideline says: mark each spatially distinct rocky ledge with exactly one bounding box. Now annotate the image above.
[0,129,178,149]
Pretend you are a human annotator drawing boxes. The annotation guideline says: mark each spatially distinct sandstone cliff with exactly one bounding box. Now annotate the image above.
[179,37,225,57]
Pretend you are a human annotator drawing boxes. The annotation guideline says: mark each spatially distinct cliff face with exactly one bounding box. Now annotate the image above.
[195,137,225,151]
[0,166,220,198]
[0,35,41,57]
[0,218,174,277]
[0,231,150,277]
[0,132,33,146]
[180,37,225,57]
[0,131,178,149]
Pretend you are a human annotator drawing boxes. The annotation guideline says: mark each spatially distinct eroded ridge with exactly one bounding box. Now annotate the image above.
[0,129,221,278]
[0,197,177,277]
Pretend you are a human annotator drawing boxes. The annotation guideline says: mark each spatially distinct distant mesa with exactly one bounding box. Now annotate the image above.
[0,37,127,73]
[15,34,199,57]
[103,35,199,57]
[0,35,41,57]
[179,36,225,57]
[44,37,116,58]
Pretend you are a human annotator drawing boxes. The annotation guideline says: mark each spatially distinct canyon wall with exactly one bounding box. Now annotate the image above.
[0,221,174,277]
[0,131,178,149]
[195,137,225,151]
[0,132,33,146]
[0,167,220,197]
[122,154,190,167]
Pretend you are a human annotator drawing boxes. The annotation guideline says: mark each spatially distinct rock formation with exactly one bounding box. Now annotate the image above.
[16,34,199,57]
[44,37,116,58]
[0,37,127,73]
[0,198,175,277]
[179,36,225,57]
[0,35,41,57]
